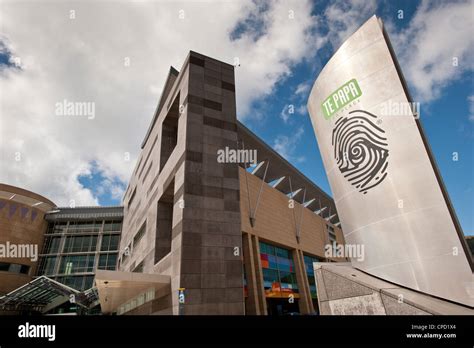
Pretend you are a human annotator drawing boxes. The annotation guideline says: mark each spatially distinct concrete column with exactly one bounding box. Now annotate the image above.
[297,249,315,313]
[251,235,267,315]
[242,232,260,314]
[292,249,311,314]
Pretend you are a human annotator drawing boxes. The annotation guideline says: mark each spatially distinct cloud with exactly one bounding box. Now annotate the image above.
[280,103,307,123]
[468,95,474,122]
[295,81,311,97]
[389,0,474,102]
[296,105,307,115]
[280,104,293,123]
[273,126,304,161]
[0,0,321,206]
[324,0,378,48]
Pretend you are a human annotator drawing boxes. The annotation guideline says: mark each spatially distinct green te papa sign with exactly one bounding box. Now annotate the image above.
[321,79,362,119]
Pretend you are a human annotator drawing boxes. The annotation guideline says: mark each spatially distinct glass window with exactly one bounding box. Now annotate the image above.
[38,256,57,275]
[59,254,95,274]
[84,275,94,289]
[56,275,94,291]
[0,262,30,274]
[259,241,299,298]
[104,220,122,232]
[98,253,118,270]
[67,221,100,233]
[47,222,67,234]
[133,222,146,247]
[43,236,61,254]
[303,254,321,299]
[101,234,120,251]
[64,236,98,253]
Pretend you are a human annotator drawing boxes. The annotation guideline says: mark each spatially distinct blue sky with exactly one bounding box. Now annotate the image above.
[73,0,474,235]
[1,0,472,234]
[228,0,474,235]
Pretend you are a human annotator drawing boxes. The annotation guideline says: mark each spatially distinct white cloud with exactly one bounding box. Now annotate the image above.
[296,105,307,115]
[468,95,474,122]
[280,104,293,123]
[0,0,321,206]
[280,103,306,123]
[273,126,304,161]
[295,81,311,97]
[324,0,377,48]
[389,0,474,102]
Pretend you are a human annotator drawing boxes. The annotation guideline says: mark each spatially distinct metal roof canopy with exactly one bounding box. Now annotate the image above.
[0,276,97,313]
[45,206,124,221]
[237,121,339,223]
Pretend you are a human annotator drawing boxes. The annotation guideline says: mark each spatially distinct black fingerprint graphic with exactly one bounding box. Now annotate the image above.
[332,110,389,194]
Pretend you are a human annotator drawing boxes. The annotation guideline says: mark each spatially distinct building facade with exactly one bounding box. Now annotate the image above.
[112,51,345,316]
[37,206,123,291]
[0,184,55,296]
[1,52,346,316]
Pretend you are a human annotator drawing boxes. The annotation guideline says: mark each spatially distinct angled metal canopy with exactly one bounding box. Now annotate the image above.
[0,276,97,313]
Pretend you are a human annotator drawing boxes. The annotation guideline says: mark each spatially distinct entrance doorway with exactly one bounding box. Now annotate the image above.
[266,298,299,316]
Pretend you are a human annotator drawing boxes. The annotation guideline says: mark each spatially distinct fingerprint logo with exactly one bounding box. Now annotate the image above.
[332,110,389,194]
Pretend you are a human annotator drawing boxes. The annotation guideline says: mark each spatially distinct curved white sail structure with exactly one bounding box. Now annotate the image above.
[307,16,473,307]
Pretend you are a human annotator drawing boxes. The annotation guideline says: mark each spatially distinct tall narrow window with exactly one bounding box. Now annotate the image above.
[159,94,179,172]
[155,179,174,263]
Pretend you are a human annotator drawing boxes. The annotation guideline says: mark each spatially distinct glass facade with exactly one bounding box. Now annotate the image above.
[101,234,120,251]
[64,235,98,253]
[259,241,299,298]
[42,236,61,254]
[38,217,122,291]
[38,256,57,275]
[56,275,94,291]
[59,254,95,274]
[98,253,118,270]
[303,254,321,299]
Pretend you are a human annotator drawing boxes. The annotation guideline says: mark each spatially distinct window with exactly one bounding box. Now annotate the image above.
[133,222,146,247]
[46,222,67,234]
[155,179,174,263]
[101,234,120,251]
[38,256,57,275]
[159,94,179,172]
[42,236,61,254]
[103,220,122,232]
[303,255,321,300]
[56,275,94,291]
[98,253,118,270]
[59,254,95,274]
[67,221,100,233]
[259,242,298,298]
[63,236,98,253]
[0,262,30,275]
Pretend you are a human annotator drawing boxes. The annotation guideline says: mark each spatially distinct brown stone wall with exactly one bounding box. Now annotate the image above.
[238,169,346,314]
[120,51,244,315]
